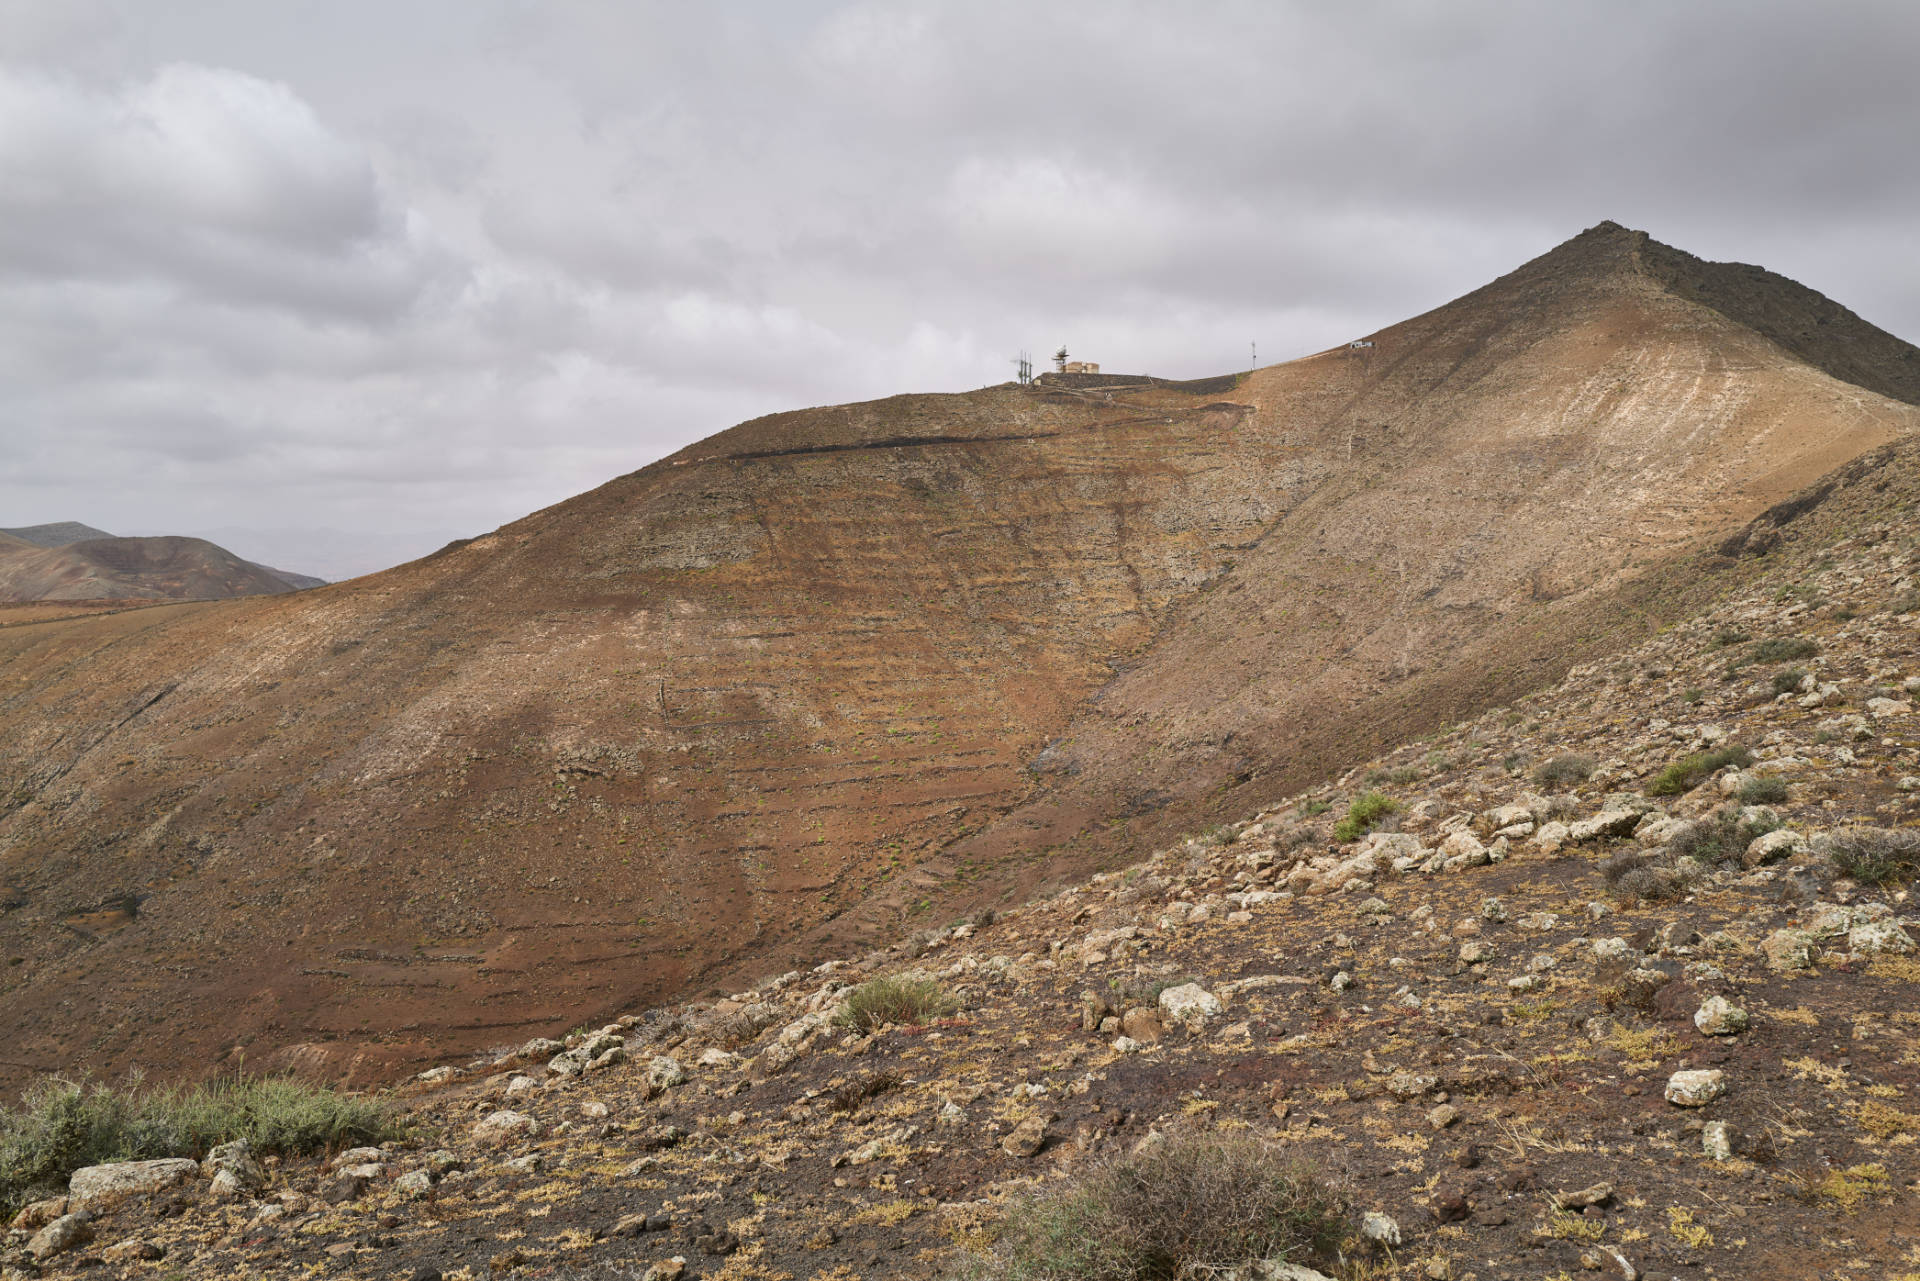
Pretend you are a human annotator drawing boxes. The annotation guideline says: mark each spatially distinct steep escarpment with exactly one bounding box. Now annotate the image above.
[0,222,1915,1092]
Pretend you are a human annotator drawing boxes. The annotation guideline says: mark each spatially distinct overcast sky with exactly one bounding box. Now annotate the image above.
[2,1,1916,580]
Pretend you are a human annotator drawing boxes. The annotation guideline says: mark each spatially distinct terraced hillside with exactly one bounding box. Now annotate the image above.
[0,222,1915,1093]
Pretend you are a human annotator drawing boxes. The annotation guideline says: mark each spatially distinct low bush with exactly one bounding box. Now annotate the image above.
[0,1073,395,1216]
[1710,627,1751,647]
[1750,636,1818,664]
[836,976,960,1032]
[1332,791,1398,843]
[1534,753,1596,786]
[1599,848,1681,903]
[1828,827,1920,886]
[1771,668,1809,697]
[1737,776,1789,805]
[972,1134,1348,1280]
[712,1003,782,1048]
[1646,744,1754,797]
[1667,807,1777,865]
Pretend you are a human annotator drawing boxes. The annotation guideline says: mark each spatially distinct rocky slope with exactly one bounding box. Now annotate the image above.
[10,416,1919,1280]
[1,222,1917,1095]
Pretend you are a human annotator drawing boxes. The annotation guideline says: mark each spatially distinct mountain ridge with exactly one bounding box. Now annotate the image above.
[0,222,1914,1094]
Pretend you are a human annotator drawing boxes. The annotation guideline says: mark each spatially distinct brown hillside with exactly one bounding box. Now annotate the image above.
[0,222,1915,1093]
[0,535,297,604]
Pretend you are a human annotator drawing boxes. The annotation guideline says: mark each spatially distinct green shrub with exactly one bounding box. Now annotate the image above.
[836,976,960,1032]
[1646,744,1754,797]
[1750,636,1818,664]
[1534,753,1596,787]
[1771,668,1809,696]
[1827,828,1920,886]
[1298,799,1331,818]
[1332,791,1398,843]
[1363,765,1420,787]
[1668,807,1777,865]
[973,1134,1347,1280]
[1710,627,1751,648]
[0,1074,395,1216]
[1737,776,1789,805]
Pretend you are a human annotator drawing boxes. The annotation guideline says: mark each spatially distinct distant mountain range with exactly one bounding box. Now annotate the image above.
[0,522,326,603]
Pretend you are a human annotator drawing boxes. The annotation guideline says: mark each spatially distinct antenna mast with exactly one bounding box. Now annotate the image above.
[1012,351,1033,385]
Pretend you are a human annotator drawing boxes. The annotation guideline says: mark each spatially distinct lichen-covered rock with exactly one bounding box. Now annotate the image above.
[1848,919,1915,955]
[1694,995,1750,1035]
[1157,982,1223,1024]
[27,1211,93,1260]
[473,1109,540,1144]
[1763,928,1818,971]
[1568,810,1640,842]
[647,1055,688,1089]
[1665,1069,1727,1107]
[394,1170,434,1199]
[201,1139,264,1202]
[1744,828,1806,866]
[68,1157,200,1211]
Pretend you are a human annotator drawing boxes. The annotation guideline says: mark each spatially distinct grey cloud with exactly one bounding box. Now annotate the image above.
[0,0,1917,581]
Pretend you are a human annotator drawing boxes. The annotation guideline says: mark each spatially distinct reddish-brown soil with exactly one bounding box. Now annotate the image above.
[0,222,1915,1096]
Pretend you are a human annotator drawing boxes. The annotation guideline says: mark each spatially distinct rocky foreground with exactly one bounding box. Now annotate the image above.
[9,526,1920,1279]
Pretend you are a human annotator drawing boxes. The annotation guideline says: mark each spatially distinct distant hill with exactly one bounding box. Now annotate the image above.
[0,521,116,548]
[0,524,326,599]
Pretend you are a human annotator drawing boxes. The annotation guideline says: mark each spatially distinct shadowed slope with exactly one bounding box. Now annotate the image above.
[0,223,1915,1089]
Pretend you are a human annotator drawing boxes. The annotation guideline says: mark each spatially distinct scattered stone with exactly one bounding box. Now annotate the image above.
[68,1158,200,1211]
[1361,1209,1403,1246]
[1745,828,1806,866]
[1694,995,1750,1036]
[1552,1182,1614,1210]
[102,1238,166,1263]
[1002,1115,1050,1158]
[1428,1103,1460,1130]
[648,1055,688,1089]
[1702,1121,1736,1161]
[1386,1071,1439,1100]
[1569,810,1641,842]
[202,1138,264,1201]
[1664,1069,1727,1108]
[641,1259,687,1281]
[1120,1007,1164,1044]
[1849,919,1916,954]
[1157,982,1224,1024]
[394,1170,434,1199]
[26,1212,93,1261]
[473,1109,540,1144]
[10,1196,69,1231]
[1763,928,1818,971]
